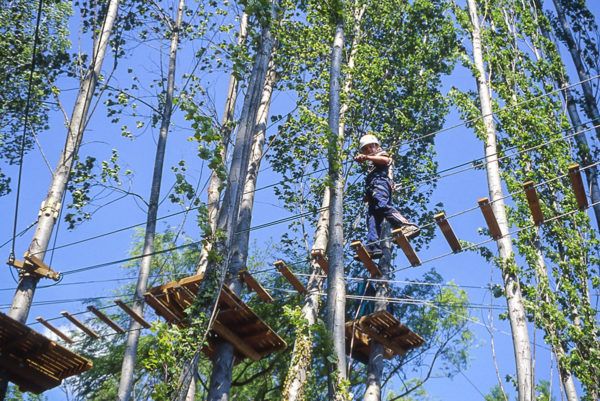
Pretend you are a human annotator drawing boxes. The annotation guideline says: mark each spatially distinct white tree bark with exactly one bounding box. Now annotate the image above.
[466,2,534,401]
[116,2,185,400]
[551,0,600,141]
[173,4,277,399]
[325,16,348,400]
[196,12,249,276]
[206,59,277,401]
[7,0,120,325]
[363,225,391,401]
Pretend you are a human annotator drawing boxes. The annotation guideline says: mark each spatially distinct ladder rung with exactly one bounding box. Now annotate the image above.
[61,311,99,339]
[391,230,421,267]
[274,260,306,294]
[36,317,73,344]
[239,270,274,303]
[434,212,462,253]
[568,164,588,210]
[523,181,544,225]
[478,198,502,239]
[87,306,125,333]
[351,241,382,276]
[114,300,151,329]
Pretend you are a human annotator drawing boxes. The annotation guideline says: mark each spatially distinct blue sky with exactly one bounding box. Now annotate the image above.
[1,1,599,400]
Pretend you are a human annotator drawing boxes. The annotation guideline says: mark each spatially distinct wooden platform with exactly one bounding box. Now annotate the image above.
[0,312,92,394]
[345,311,424,365]
[144,275,286,361]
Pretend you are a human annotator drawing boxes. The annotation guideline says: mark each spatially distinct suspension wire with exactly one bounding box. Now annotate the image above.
[7,117,594,266]
[49,162,598,279]
[246,163,600,277]
[9,0,45,264]
[16,200,597,331]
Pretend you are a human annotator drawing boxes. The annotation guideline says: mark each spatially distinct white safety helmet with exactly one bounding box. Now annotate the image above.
[359,134,380,151]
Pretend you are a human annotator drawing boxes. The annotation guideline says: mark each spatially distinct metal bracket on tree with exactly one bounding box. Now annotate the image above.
[7,251,61,281]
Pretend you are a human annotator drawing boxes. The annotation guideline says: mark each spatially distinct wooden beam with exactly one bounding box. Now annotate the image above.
[568,164,588,210]
[274,260,306,294]
[523,181,544,225]
[114,300,151,329]
[478,197,502,239]
[23,252,61,281]
[350,241,382,276]
[310,249,328,274]
[391,230,421,267]
[86,306,125,334]
[36,317,73,344]
[60,311,99,339]
[357,321,408,356]
[434,212,462,253]
[239,270,274,303]
[8,257,60,281]
[211,320,261,361]
[143,293,181,324]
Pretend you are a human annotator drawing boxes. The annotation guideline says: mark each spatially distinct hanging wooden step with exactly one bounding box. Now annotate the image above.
[1,312,92,394]
[114,300,151,329]
[478,197,502,239]
[391,229,421,266]
[345,311,424,365]
[86,306,125,334]
[351,241,382,277]
[434,212,462,253]
[35,317,73,344]
[523,181,544,226]
[568,164,588,210]
[311,249,328,274]
[60,311,99,339]
[8,252,60,281]
[274,260,307,294]
[144,275,286,362]
[239,269,274,303]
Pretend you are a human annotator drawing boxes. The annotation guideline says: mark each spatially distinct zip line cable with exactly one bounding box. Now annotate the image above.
[9,0,45,266]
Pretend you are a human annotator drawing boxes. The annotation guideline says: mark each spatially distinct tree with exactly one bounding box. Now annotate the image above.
[0,0,71,196]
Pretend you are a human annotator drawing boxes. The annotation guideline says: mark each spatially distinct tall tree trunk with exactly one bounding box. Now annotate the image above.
[0,2,120,398]
[196,12,249,276]
[531,0,600,229]
[206,58,277,401]
[116,1,185,400]
[363,224,391,401]
[466,2,534,401]
[551,0,600,141]
[186,14,249,400]
[282,5,365,399]
[172,4,277,399]
[529,231,579,401]
[325,11,348,400]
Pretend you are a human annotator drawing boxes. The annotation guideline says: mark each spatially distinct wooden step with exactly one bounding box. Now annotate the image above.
[274,260,307,294]
[351,241,382,277]
[391,230,421,267]
[434,212,462,253]
[239,269,274,303]
[523,181,544,225]
[478,197,502,239]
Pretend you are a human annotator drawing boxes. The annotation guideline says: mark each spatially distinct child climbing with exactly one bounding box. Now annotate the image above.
[354,133,420,259]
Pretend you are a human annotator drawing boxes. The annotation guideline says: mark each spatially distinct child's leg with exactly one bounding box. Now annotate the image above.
[371,180,413,228]
[366,202,383,252]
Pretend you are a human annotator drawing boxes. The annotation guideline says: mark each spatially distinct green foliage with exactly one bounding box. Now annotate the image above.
[4,386,47,401]
[0,0,71,195]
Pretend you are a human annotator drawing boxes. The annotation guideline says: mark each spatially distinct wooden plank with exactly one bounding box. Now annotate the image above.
[24,252,61,281]
[350,241,382,276]
[146,274,204,295]
[143,293,181,324]
[60,311,99,339]
[434,212,462,253]
[568,163,588,210]
[35,317,73,344]
[274,260,306,294]
[357,319,409,356]
[523,181,544,225]
[114,300,151,329]
[86,306,125,334]
[211,320,261,361]
[478,197,502,239]
[310,249,328,274]
[239,270,274,303]
[391,230,421,267]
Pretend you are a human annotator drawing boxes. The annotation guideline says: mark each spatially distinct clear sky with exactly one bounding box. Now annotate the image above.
[1,1,599,400]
